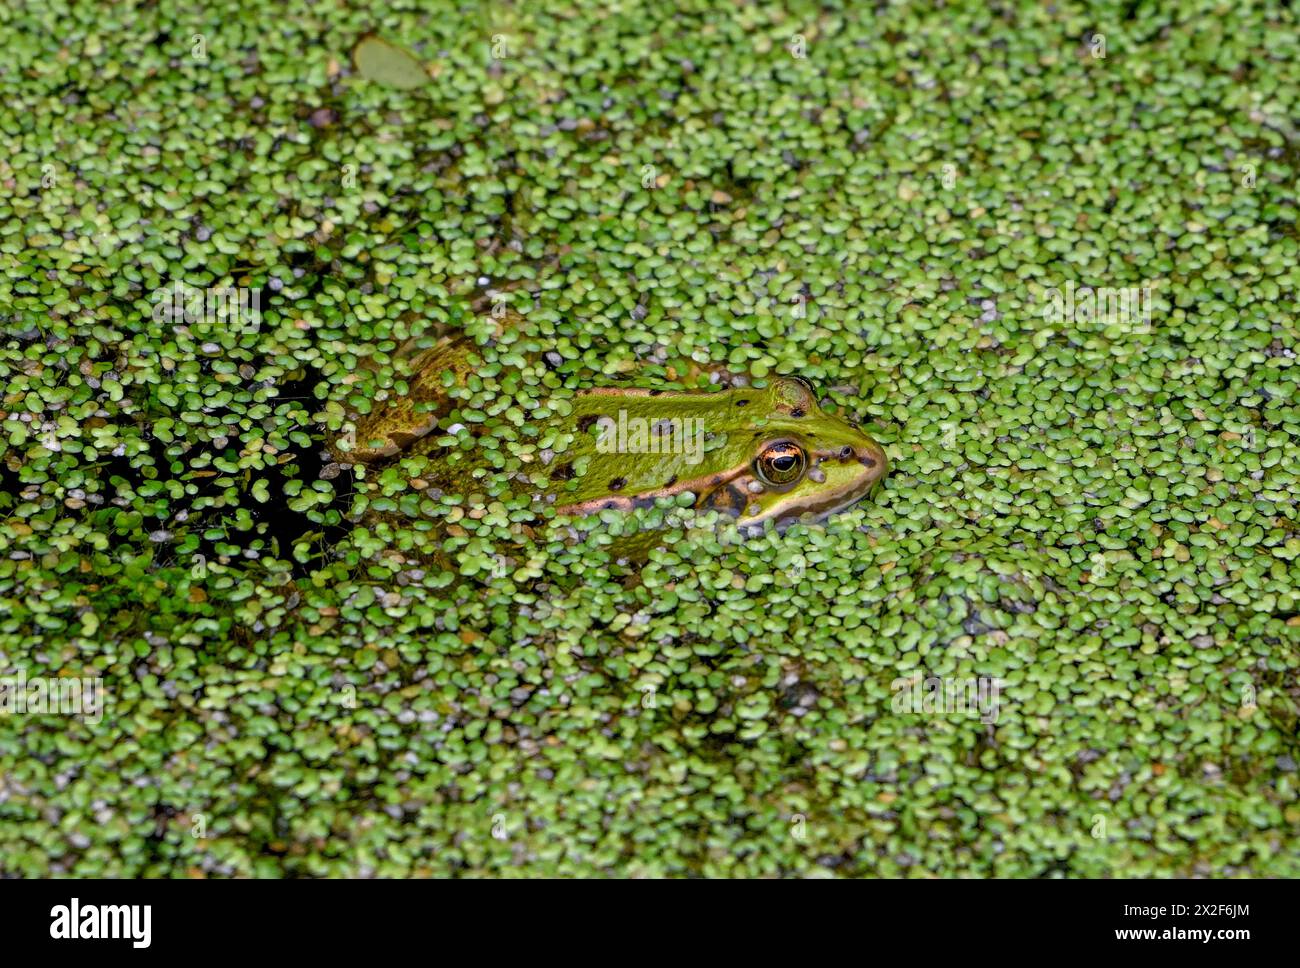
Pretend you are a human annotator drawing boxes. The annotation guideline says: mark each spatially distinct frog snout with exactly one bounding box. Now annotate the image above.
[843,439,888,479]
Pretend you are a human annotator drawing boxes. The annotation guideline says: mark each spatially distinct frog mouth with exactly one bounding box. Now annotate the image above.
[809,469,885,519]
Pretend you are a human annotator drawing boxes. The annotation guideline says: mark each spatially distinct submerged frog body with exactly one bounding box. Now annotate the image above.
[333,331,887,530]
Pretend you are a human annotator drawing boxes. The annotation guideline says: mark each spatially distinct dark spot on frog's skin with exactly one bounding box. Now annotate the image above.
[705,483,746,514]
[860,455,877,468]
[604,500,618,510]
[609,477,626,491]
[632,495,657,510]
[577,414,599,432]
[551,461,575,482]
[664,475,677,488]
[649,389,664,396]
[790,408,806,418]
[735,398,750,406]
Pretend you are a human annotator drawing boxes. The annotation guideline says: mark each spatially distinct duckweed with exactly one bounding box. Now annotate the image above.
[1,0,1298,877]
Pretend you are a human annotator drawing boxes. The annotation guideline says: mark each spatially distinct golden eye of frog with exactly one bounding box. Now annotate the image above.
[332,335,887,530]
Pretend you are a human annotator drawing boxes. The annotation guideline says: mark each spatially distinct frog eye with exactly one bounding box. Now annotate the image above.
[755,441,807,486]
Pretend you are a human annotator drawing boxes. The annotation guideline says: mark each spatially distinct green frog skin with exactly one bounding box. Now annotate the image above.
[332,331,888,530]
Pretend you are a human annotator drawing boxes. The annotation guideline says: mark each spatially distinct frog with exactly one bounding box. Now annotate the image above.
[329,326,888,532]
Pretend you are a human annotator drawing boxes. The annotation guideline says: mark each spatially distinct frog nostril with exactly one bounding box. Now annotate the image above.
[840,446,853,460]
